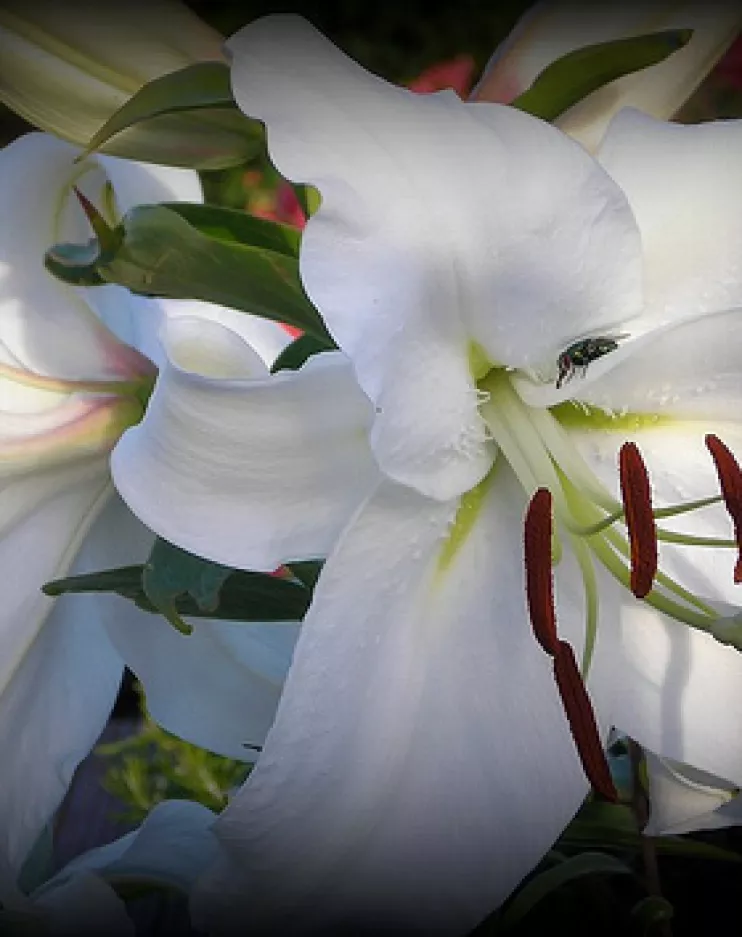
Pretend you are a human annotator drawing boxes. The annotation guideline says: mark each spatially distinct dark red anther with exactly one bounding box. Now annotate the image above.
[706,434,742,583]
[524,488,559,655]
[553,642,618,802]
[619,442,657,599]
[523,489,617,801]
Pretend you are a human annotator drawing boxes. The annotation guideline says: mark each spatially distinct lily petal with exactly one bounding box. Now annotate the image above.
[112,318,378,571]
[0,133,193,381]
[475,2,742,151]
[26,800,219,937]
[0,468,124,886]
[156,298,292,370]
[91,496,298,761]
[193,469,590,936]
[572,423,742,784]
[644,751,742,835]
[44,800,219,896]
[598,110,742,330]
[228,15,643,500]
[549,306,742,419]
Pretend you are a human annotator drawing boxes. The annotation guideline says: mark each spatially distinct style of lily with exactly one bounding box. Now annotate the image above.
[111,14,742,936]
[0,130,296,896]
[473,1,742,150]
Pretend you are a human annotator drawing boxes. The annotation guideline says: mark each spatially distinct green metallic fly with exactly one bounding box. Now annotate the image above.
[556,334,628,389]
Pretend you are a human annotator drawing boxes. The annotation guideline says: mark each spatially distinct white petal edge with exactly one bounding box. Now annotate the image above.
[227,15,642,500]
[572,422,742,785]
[0,469,124,887]
[112,320,379,571]
[598,110,742,331]
[193,468,590,936]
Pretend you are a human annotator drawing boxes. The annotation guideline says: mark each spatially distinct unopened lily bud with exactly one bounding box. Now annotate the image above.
[0,0,256,169]
[473,1,742,152]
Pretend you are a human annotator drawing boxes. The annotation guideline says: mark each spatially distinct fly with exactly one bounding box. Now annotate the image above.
[556,334,628,389]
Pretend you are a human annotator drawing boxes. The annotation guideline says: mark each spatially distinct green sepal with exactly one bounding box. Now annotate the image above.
[512,29,694,122]
[271,333,337,372]
[80,61,260,167]
[95,203,334,342]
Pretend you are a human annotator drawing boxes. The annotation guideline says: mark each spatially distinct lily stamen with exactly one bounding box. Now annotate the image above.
[619,441,657,599]
[524,488,618,802]
[705,434,742,583]
[524,488,559,656]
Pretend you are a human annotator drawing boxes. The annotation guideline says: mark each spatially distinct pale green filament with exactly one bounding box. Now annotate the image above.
[477,367,728,677]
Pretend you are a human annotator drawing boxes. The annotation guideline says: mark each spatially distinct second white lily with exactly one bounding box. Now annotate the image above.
[0,130,295,896]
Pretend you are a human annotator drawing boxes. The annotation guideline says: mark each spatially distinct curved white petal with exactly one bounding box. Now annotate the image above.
[644,752,742,836]
[520,306,742,418]
[228,15,642,500]
[91,496,298,761]
[0,470,124,885]
[194,469,590,936]
[112,320,378,571]
[598,110,742,330]
[157,298,292,369]
[44,800,219,896]
[0,133,143,381]
[572,422,742,785]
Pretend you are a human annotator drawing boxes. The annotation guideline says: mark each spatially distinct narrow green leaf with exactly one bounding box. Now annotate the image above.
[160,202,302,255]
[43,565,144,599]
[271,333,337,372]
[98,204,334,342]
[44,560,311,626]
[143,538,232,634]
[81,62,236,161]
[513,29,693,122]
[499,852,632,929]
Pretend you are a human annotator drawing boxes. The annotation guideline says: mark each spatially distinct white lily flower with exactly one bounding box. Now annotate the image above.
[644,751,742,836]
[1,800,219,936]
[0,130,295,894]
[473,1,742,151]
[0,0,254,169]
[111,14,742,936]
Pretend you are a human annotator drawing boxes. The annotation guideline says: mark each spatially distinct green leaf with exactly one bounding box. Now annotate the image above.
[271,333,337,372]
[512,29,694,122]
[286,560,324,590]
[81,62,237,161]
[43,566,145,600]
[143,539,233,634]
[44,238,107,286]
[43,556,311,630]
[499,852,633,930]
[560,800,741,862]
[96,204,334,342]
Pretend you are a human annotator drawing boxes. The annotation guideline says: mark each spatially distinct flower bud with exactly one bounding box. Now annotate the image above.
[0,0,256,169]
[473,1,742,152]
